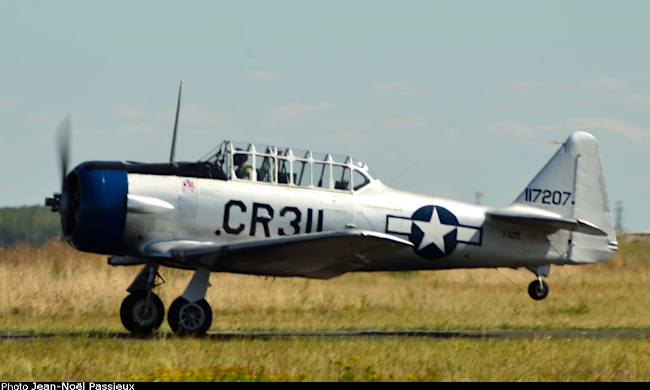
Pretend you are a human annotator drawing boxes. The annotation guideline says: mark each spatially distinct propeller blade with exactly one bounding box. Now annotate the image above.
[55,114,71,191]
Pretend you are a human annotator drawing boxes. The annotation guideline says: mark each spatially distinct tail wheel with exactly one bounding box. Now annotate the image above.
[528,280,549,300]
[168,297,213,336]
[120,292,165,336]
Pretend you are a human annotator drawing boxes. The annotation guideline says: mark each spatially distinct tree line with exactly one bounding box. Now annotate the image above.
[0,205,61,247]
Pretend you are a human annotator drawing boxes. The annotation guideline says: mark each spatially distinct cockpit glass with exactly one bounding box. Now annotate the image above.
[278,157,291,184]
[313,162,330,188]
[353,169,370,190]
[293,160,311,187]
[332,165,350,190]
[352,158,377,180]
[202,140,376,189]
[330,154,348,164]
[255,154,275,183]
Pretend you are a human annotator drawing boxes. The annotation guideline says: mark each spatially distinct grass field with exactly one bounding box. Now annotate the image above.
[1,238,649,381]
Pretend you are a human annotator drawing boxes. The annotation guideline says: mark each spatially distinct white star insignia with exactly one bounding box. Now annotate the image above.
[413,207,457,253]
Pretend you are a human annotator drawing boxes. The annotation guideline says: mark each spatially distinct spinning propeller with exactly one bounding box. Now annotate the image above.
[45,114,80,239]
[56,114,71,194]
[45,115,71,212]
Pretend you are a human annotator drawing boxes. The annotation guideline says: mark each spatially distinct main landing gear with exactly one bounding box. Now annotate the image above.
[526,265,550,300]
[120,263,213,336]
[167,267,212,335]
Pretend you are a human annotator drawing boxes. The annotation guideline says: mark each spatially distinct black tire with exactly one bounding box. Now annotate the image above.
[120,292,165,336]
[528,280,549,300]
[168,297,213,336]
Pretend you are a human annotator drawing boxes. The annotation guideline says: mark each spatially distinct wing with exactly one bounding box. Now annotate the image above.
[487,205,607,236]
[144,230,413,279]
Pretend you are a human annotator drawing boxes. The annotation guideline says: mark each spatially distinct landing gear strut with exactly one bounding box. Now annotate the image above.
[526,265,550,301]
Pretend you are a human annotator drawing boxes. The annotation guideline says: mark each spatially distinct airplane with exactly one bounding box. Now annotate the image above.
[45,82,618,336]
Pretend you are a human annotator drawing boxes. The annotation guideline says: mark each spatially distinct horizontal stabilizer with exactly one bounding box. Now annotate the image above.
[487,205,607,236]
[144,230,413,279]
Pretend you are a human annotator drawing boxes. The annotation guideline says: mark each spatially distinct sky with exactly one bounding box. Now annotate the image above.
[1,1,649,231]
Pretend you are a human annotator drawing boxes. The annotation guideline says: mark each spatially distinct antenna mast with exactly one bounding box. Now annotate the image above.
[170,80,184,166]
[475,191,483,205]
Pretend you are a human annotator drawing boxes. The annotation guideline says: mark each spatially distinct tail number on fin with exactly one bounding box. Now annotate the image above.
[524,188,572,206]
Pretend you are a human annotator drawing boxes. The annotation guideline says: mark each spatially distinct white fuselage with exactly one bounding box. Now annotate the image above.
[122,173,578,273]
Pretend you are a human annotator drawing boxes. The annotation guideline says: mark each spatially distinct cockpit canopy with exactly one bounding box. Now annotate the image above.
[201,141,377,191]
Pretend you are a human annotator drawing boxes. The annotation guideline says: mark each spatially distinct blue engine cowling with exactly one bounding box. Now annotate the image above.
[62,162,128,255]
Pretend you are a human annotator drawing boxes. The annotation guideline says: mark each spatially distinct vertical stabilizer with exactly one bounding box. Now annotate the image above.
[512,132,617,263]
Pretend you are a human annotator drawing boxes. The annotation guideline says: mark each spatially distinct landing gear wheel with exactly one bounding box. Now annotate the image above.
[528,280,549,300]
[168,297,213,336]
[120,292,165,336]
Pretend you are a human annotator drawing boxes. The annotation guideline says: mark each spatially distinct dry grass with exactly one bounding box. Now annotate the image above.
[1,239,648,332]
[0,238,649,381]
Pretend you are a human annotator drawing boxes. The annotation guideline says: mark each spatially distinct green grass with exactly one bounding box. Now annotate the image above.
[1,336,648,382]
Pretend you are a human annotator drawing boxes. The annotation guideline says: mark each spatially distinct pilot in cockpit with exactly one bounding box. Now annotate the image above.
[234,151,253,180]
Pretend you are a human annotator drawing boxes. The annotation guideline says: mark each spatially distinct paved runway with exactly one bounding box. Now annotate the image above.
[209,329,650,340]
[2,329,649,340]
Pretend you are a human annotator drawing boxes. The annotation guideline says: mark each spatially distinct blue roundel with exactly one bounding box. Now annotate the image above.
[409,205,459,259]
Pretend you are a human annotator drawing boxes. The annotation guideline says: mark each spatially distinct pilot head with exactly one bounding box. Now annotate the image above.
[234,152,248,166]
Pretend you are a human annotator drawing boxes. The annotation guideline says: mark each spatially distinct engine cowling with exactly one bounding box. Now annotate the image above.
[61,162,128,255]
